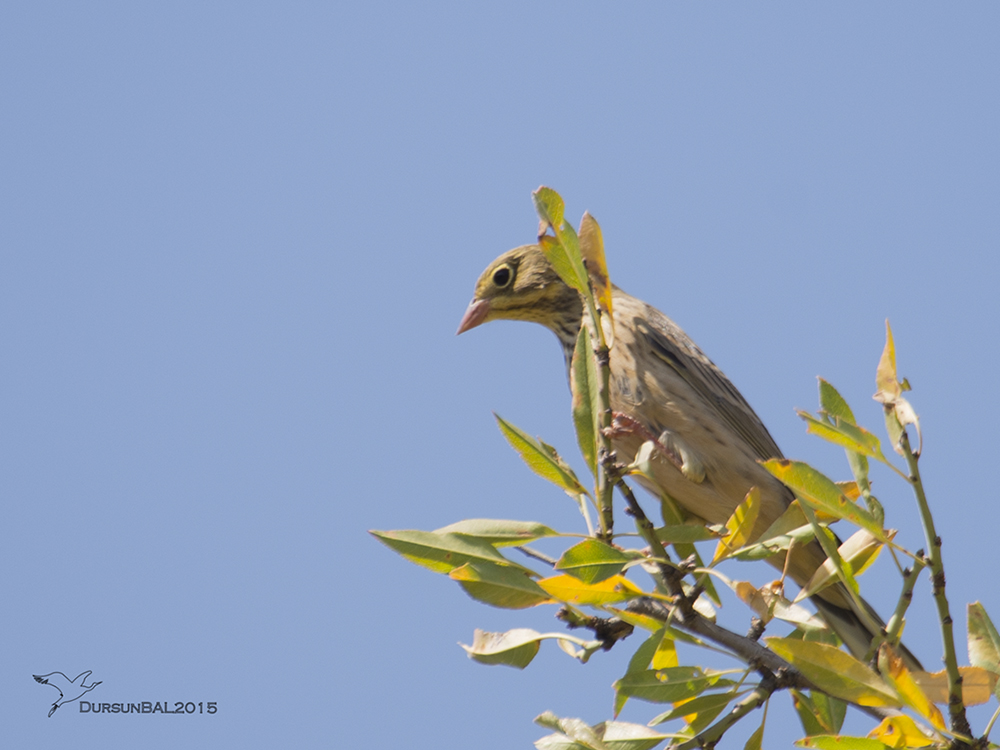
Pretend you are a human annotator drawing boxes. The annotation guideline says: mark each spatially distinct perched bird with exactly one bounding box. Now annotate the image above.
[458,244,919,669]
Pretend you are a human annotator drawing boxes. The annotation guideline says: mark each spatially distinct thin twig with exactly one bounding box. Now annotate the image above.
[556,608,634,651]
[899,429,971,740]
[586,300,614,543]
[514,545,557,567]
[610,474,677,583]
[983,703,1000,742]
[884,552,926,648]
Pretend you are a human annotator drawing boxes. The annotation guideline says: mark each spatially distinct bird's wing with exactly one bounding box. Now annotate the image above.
[73,671,93,684]
[629,302,784,462]
[33,674,65,697]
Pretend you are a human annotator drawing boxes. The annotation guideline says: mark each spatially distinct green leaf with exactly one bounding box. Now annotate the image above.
[817,379,876,501]
[744,724,764,750]
[968,602,1000,682]
[655,524,718,544]
[533,713,605,750]
[818,378,857,424]
[532,186,565,231]
[495,413,587,497]
[553,219,588,295]
[765,637,901,707]
[538,234,588,297]
[798,412,889,467]
[795,528,891,602]
[556,539,629,584]
[435,518,557,546]
[532,187,591,301]
[614,667,734,704]
[762,459,888,541]
[811,522,862,598]
[533,713,673,750]
[792,688,848,737]
[791,690,827,737]
[649,690,743,726]
[571,324,599,477]
[733,501,815,561]
[883,405,905,456]
[811,691,846,734]
[449,562,551,609]
[614,629,662,716]
[370,529,518,574]
[460,628,543,669]
[795,736,889,750]
[593,721,672,750]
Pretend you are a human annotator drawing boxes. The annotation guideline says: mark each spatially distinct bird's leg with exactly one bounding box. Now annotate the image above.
[605,412,685,473]
[604,412,654,441]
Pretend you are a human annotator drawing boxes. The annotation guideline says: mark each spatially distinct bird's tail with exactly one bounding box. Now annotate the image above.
[812,589,923,672]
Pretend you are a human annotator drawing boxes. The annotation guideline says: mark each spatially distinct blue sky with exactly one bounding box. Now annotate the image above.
[2,3,998,748]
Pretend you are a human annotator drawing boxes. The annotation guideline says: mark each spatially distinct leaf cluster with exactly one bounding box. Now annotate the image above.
[374,188,1000,749]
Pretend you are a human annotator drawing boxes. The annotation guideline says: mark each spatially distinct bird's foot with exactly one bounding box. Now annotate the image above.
[606,413,686,474]
[604,413,655,441]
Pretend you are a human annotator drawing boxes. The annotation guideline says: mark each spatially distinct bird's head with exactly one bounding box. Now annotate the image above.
[456,245,583,343]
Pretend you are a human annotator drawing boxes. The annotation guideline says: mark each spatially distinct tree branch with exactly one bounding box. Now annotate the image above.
[885,551,926,648]
[899,429,971,740]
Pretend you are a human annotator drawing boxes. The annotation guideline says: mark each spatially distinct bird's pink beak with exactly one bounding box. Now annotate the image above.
[456,299,490,335]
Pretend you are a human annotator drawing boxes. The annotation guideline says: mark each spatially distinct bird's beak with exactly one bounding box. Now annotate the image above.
[456,298,490,335]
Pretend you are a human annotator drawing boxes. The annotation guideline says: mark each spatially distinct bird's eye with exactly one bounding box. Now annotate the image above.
[492,265,512,288]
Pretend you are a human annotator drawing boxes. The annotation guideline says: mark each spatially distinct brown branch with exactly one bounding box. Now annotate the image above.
[614,475,896,734]
[556,607,634,651]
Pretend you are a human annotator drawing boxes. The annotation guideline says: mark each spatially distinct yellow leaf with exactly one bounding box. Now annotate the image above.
[878,645,945,730]
[578,211,613,331]
[652,630,678,669]
[735,581,770,621]
[867,715,936,748]
[536,574,645,606]
[875,320,901,402]
[796,735,891,749]
[836,481,861,502]
[911,666,998,706]
[766,637,901,707]
[713,487,761,564]
[762,459,887,541]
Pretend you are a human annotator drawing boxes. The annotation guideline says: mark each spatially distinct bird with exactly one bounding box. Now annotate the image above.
[34,671,102,717]
[457,243,920,670]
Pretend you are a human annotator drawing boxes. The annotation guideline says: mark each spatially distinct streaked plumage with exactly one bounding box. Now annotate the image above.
[459,244,919,669]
